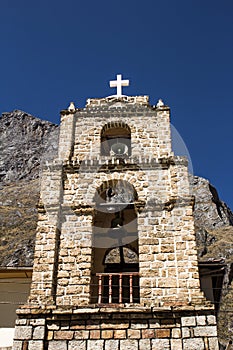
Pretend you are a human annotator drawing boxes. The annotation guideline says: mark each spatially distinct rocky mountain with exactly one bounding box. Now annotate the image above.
[0,110,59,266]
[0,110,232,345]
[0,110,59,183]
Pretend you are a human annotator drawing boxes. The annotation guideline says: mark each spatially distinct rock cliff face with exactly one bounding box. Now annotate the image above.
[0,110,232,343]
[0,110,59,266]
[0,110,59,184]
[190,175,233,258]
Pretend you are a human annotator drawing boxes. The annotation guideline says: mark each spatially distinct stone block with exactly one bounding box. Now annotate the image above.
[139,339,150,350]
[208,337,219,350]
[86,320,101,329]
[194,326,217,337]
[70,321,86,330]
[28,340,44,350]
[12,341,23,350]
[101,321,129,329]
[114,330,126,339]
[30,319,46,326]
[47,331,53,340]
[171,328,181,338]
[74,330,89,339]
[119,339,139,350]
[196,316,206,325]
[54,331,74,340]
[151,339,170,350]
[14,326,33,340]
[101,330,113,339]
[207,315,217,325]
[105,340,120,350]
[48,341,67,350]
[16,319,27,326]
[33,326,45,339]
[141,329,155,338]
[181,317,196,327]
[90,330,100,339]
[149,320,160,328]
[131,321,148,329]
[171,339,182,350]
[87,340,104,350]
[183,338,205,350]
[68,340,86,350]
[155,329,170,338]
[127,329,141,339]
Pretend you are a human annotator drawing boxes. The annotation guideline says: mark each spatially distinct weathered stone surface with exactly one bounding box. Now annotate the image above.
[54,331,74,340]
[14,326,32,340]
[119,339,138,350]
[207,315,216,325]
[12,341,23,350]
[68,340,86,350]
[171,328,181,338]
[155,329,170,338]
[171,339,182,350]
[194,326,217,337]
[101,330,113,339]
[28,340,44,350]
[48,341,67,350]
[181,316,196,327]
[151,339,170,350]
[208,337,220,350]
[127,329,141,339]
[139,339,150,350]
[105,339,120,350]
[141,329,155,338]
[32,326,45,339]
[114,330,126,339]
[90,330,100,339]
[183,338,205,350]
[87,340,104,350]
[196,315,206,325]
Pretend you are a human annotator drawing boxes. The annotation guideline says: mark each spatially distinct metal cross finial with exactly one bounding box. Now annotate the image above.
[109,74,130,97]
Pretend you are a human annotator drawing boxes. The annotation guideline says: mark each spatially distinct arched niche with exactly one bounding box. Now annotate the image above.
[100,122,131,157]
[94,179,138,206]
[90,180,139,304]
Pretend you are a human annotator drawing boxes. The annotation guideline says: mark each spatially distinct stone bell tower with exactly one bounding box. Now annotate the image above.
[13,75,219,350]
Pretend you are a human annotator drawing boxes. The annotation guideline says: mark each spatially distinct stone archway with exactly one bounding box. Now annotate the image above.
[100,121,131,156]
[90,179,139,304]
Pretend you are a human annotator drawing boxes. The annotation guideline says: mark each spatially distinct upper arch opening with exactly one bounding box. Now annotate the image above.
[100,122,131,157]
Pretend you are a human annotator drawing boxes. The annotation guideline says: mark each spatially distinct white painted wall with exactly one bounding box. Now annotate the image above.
[0,277,31,348]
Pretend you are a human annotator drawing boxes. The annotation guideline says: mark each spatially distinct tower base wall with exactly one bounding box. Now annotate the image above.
[12,307,219,350]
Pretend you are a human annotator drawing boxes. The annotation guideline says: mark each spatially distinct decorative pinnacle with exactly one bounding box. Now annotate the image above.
[68,102,76,112]
[156,99,165,107]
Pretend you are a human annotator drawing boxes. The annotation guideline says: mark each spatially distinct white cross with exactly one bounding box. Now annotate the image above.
[109,74,130,97]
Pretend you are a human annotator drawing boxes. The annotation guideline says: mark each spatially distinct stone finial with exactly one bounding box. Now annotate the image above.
[68,102,76,112]
[156,99,165,108]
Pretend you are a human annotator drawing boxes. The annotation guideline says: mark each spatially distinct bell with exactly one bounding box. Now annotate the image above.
[111,142,128,155]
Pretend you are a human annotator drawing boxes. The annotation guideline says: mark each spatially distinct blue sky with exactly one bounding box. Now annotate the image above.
[1,0,232,209]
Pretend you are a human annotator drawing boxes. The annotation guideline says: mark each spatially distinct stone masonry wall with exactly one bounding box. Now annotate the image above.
[59,101,173,164]
[13,309,219,350]
[27,99,207,307]
[14,97,219,349]
[28,162,64,305]
[52,156,204,308]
